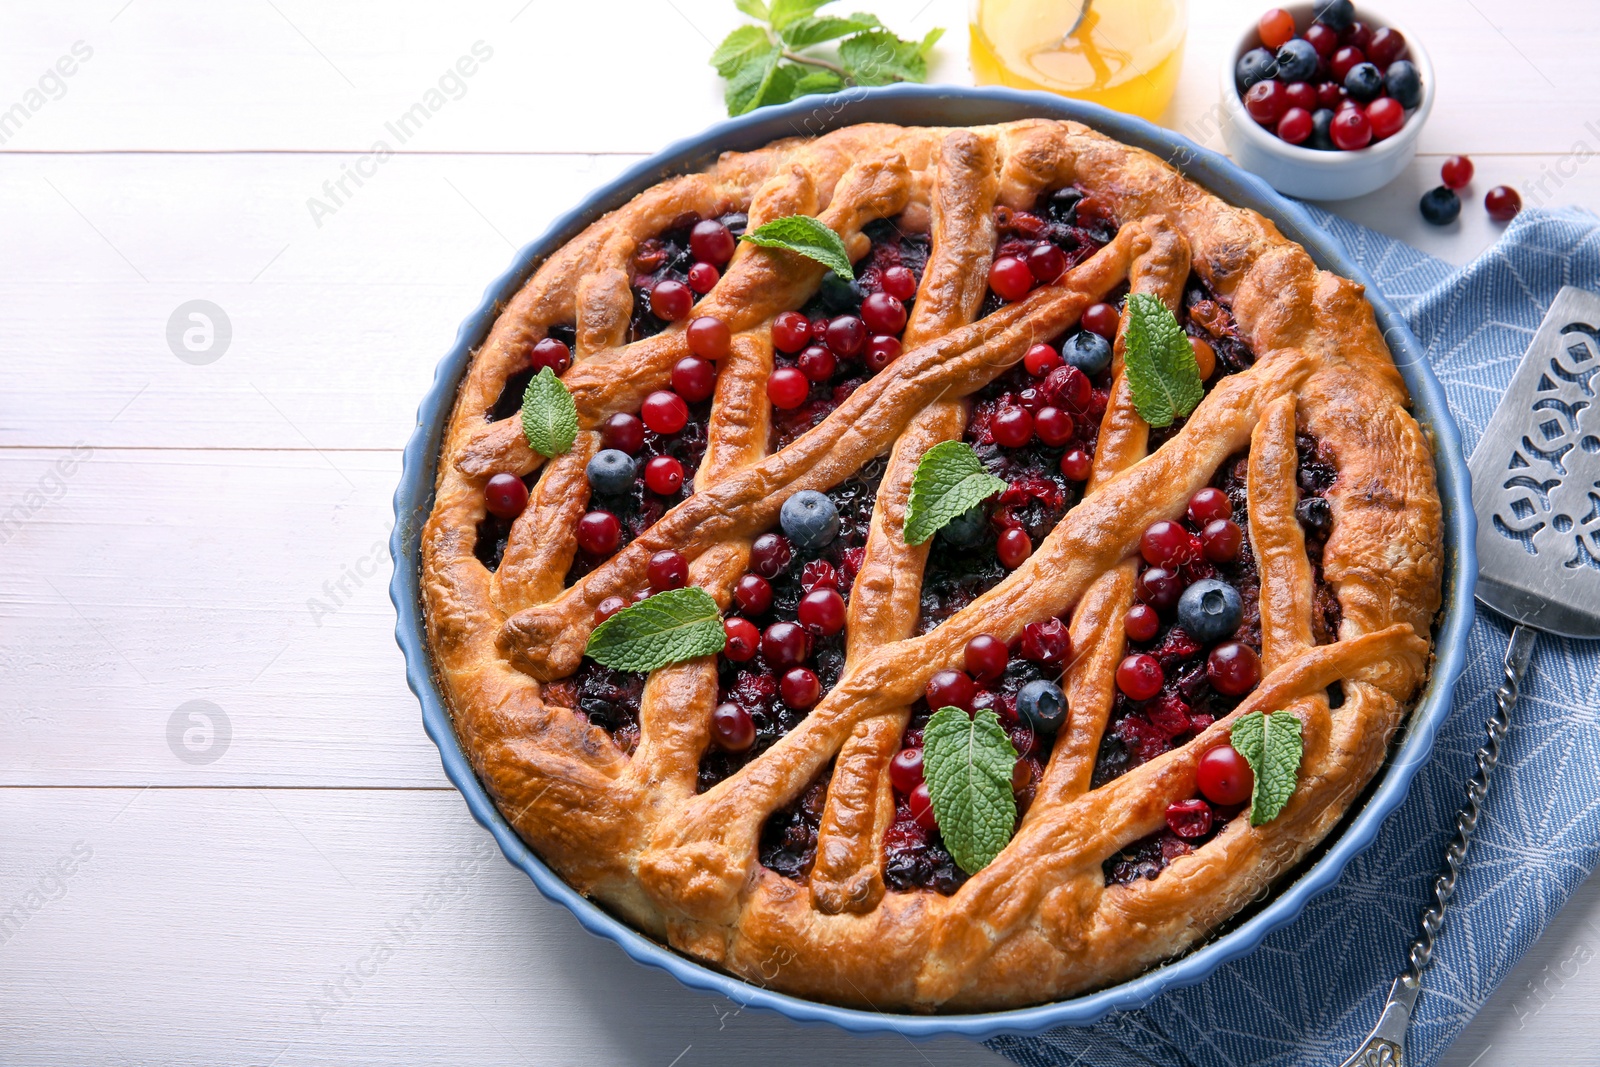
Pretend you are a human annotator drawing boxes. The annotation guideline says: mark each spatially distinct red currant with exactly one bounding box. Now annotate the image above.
[1166,798,1214,839]
[964,634,1009,682]
[796,345,837,382]
[1315,80,1346,108]
[1330,106,1372,151]
[992,406,1034,448]
[1342,21,1373,50]
[687,261,719,294]
[1187,487,1232,525]
[577,511,621,555]
[889,746,924,794]
[1124,603,1160,642]
[649,279,693,321]
[1136,565,1181,612]
[1034,406,1074,447]
[766,366,810,409]
[810,317,830,343]
[1257,7,1296,49]
[1284,81,1317,111]
[749,533,791,578]
[1245,79,1288,127]
[909,781,937,830]
[595,595,627,623]
[685,317,730,361]
[1024,343,1062,377]
[710,702,755,752]
[1207,642,1261,697]
[1201,518,1244,562]
[1305,23,1338,57]
[772,310,811,353]
[1441,155,1474,190]
[1027,242,1067,284]
[1366,97,1404,141]
[1278,107,1313,145]
[860,292,907,335]
[797,588,847,636]
[1330,45,1366,83]
[647,549,688,591]
[530,337,572,374]
[863,335,901,371]
[1140,520,1194,567]
[780,667,822,709]
[689,219,735,265]
[641,390,690,435]
[881,265,918,301]
[761,620,809,668]
[601,413,644,454]
[1197,744,1254,806]
[734,573,773,615]
[644,455,684,495]
[825,315,866,357]
[988,256,1034,302]
[484,473,529,518]
[671,356,717,402]
[723,617,760,662]
[925,669,976,712]
[1485,186,1522,222]
[1060,449,1092,481]
[1081,302,1119,340]
[1116,653,1164,701]
[1367,27,1406,67]
[997,527,1032,569]
[799,560,838,592]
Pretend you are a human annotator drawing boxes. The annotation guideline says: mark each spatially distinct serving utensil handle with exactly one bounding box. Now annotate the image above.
[1340,623,1536,1067]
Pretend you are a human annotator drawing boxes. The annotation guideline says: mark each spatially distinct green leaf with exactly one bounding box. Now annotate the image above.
[711,25,773,78]
[917,26,945,56]
[519,367,577,458]
[757,62,809,109]
[724,46,783,115]
[583,587,726,672]
[902,440,1008,546]
[1122,292,1204,429]
[779,12,881,47]
[767,0,829,29]
[740,214,855,281]
[792,69,846,96]
[1229,710,1304,826]
[923,707,1019,874]
[734,0,769,19]
[838,29,934,86]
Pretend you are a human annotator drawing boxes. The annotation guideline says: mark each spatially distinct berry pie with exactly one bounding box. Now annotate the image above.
[421,119,1441,1010]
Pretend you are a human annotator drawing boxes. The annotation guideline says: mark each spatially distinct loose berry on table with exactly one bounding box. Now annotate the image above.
[484,473,529,519]
[1441,155,1474,190]
[1485,185,1522,222]
[1419,186,1461,226]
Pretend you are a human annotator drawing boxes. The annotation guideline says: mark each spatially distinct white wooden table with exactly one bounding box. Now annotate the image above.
[3,1,1596,1063]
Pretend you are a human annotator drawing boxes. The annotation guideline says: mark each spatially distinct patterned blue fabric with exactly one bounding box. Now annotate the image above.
[989,208,1600,1067]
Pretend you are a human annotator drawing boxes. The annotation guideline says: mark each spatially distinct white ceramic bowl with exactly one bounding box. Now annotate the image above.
[1218,2,1434,200]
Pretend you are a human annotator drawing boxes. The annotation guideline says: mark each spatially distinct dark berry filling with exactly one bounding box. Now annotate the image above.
[473,471,538,572]
[758,766,832,882]
[544,661,645,756]
[629,213,747,343]
[980,187,1116,315]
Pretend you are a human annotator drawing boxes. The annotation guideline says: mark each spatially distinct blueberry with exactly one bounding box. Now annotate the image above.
[780,490,840,551]
[1017,679,1067,735]
[586,449,636,495]
[1344,62,1383,104]
[1235,47,1278,92]
[1275,39,1319,83]
[1384,60,1422,109]
[1176,579,1243,645]
[1062,330,1112,376]
[940,504,987,548]
[1048,186,1084,221]
[818,272,862,313]
[1296,496,1333,536]
[1313,0,1355,31]
[1310,108,1337,151]
[1419,186,1461,226]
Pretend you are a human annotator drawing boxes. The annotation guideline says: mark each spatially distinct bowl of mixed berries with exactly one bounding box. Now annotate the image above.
[1219,0,1433,200]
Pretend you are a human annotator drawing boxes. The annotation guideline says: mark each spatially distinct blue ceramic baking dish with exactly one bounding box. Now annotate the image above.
[390,83,1476,1040]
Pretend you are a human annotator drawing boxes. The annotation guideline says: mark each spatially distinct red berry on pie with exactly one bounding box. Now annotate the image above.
[988,256,1034,302]
[1166,798,1214,839]
[992,406,1034,448]
[1141,520,1194,567]
[577,511,621,555]
[1136,565,1181,612]
[1027,242,1068,284]
[690,219,736,265]
[1034,406,1075,447]
[594,595,627,623]
[530,337,572,374]
[864,334,902,371]
[780,667,822,709]
[672,355,718,402]
[798,588,847,636]
[1187,487,1231,525]
[723,617,761,661]
[826,315,866,357]
[601,413,645,454]
[908,781,937,830]
[767,367,810,409]
[860,292,907,335]
[484,472,528,518]
[925,669,976,712]
[1201,518,1244,562]
[1081,302,1119,340]
[889,746,924,794]
[796,345,837,382]
[1060,449,1092,481]
[1207,641,1261,696]
[762,620,809,667]
[687,261,719,294]
[1124,603,1160,642]
[1197,744,1254,806]
[881,265,918,301]
[1116,653,1164,701]
[749,533,791,578]
[964,634,1009,681]
[734,574,773,615]
[649,279,693,321]
[1024,343,1063,377]
[772,310,811,353]
[648,549,689,591]
[644,455,684,495]
[686,317,731,361]
[641,390,690,434]
[710,702,755,752]
[997,527,1032,569]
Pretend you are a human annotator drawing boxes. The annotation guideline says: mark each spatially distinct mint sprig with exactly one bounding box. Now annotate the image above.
[519,367,578,458]
[583,587,725,672]
[709,0,943,116]
[1229,710,1304,826]
[741,216,855,282]
[923,706,1019,874]
[1122,292,1204,429]
[902,440,1007,546]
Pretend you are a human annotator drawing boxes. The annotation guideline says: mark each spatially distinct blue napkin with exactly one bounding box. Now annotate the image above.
[989,207,1600,1067]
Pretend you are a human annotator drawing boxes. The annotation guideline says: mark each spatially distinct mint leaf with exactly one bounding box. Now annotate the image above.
[740,215,855,281]
[792,69,846,96]
[1230,710,1304,826]
[838,28,942,85]
[724,46,783,115]
[734,0,769,18]
[923,706,1018,874]
[902,440,1007,546]
[519,367,577,458]
[711,25,773,78]
[779,12,881,47]
[1123,292,1204,429]
[767,0,829,29]
[584,587,725,672]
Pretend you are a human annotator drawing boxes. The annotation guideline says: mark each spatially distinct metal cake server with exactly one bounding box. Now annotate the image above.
[1341,285,1600,1067]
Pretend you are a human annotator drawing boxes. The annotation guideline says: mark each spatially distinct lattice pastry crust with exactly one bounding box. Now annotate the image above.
[421,120,1441,1011]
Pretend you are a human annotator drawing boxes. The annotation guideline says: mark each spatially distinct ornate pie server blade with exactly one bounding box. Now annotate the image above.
[1342,285,1600,1067]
